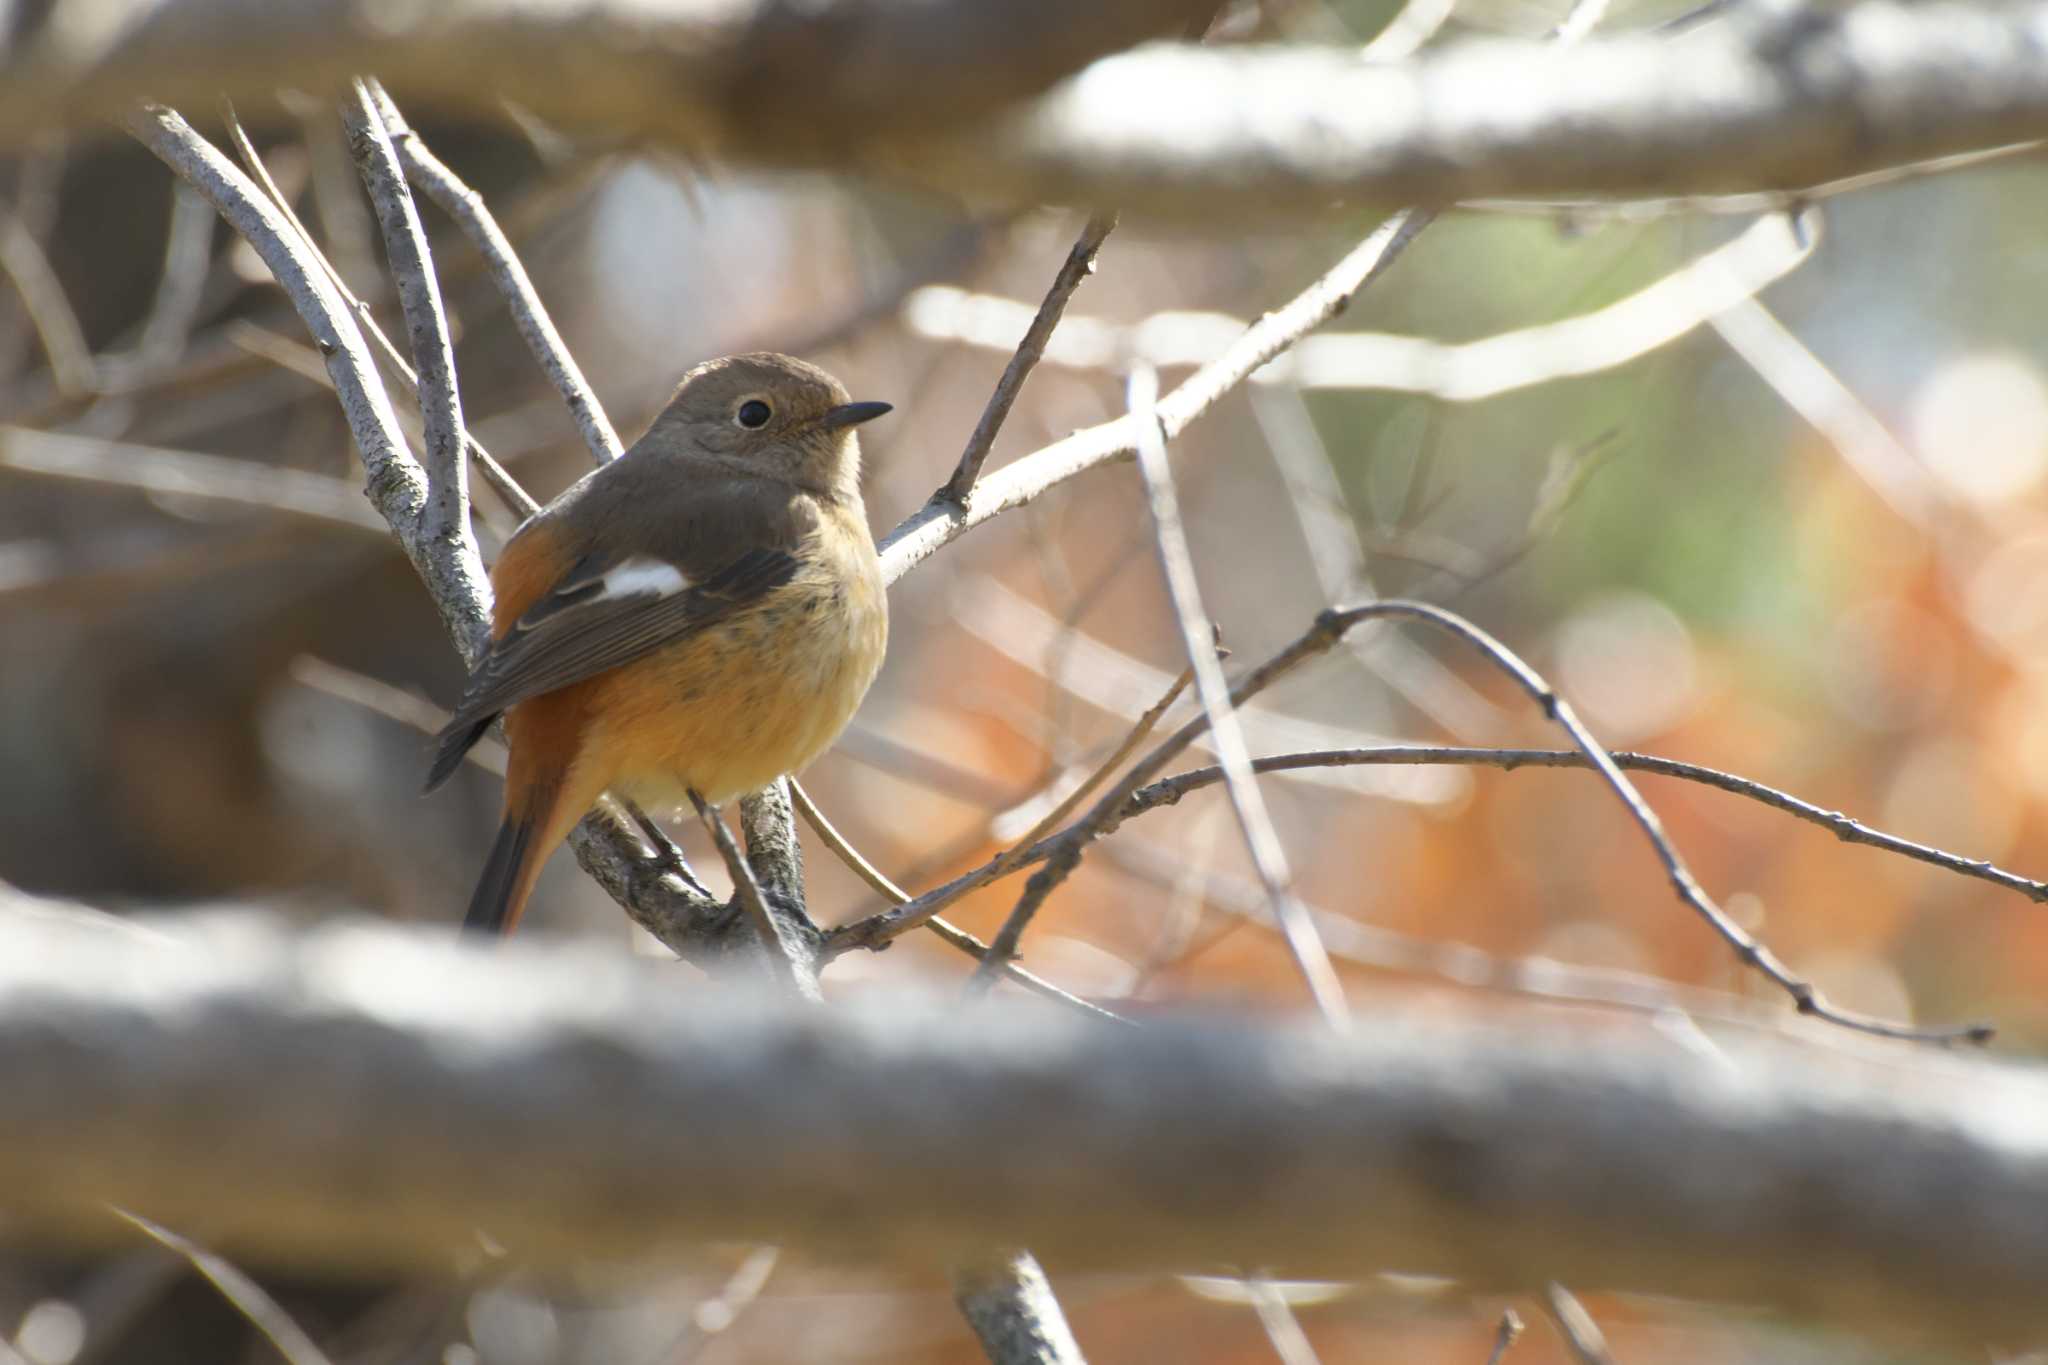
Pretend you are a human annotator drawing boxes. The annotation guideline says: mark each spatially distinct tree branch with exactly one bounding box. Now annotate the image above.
[0,0,1216,166]
[6,911,2048,1352]
[368,81,625,467]
[890,3,2048,214]
[123,102,497,659]
[342,82,476,566]
[940,213,1116,505]
[14,3,2048,216]
[878,210,1431,583]
[1122,745,2048,908]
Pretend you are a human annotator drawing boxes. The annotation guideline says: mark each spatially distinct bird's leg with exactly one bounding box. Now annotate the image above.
[620,795,714,900]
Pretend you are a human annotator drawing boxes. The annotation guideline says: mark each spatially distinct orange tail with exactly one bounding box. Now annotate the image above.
[460,685,611,935]
[463,804,548,934]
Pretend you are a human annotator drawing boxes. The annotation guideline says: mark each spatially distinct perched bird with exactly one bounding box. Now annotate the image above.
[426,353,891,934]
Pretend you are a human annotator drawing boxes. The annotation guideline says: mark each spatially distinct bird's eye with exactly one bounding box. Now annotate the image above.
[736,399,772,429]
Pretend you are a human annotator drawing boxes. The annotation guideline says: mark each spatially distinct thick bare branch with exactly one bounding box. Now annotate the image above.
[0,0,1215,165]
[892,3,2048,214]
[954,1255,1089,1365]
[9,3,2046,216]
[6,911,2048,1352]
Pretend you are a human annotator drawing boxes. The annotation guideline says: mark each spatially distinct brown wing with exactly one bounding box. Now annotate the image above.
[424,546,798,792]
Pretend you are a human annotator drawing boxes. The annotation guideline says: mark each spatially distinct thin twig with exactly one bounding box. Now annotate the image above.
[668,1246,781,1363]
[1550,0,1613,42]
[113,1210,335,1365]
[1360,0,1455,61]
[1540,1285,1618,1365]
[787,779,1134,1025]
[124,105,499,653]
[133,183,216,367]
[879,209,1434,583]
[826,664,1211,955]
[0,211,95,395]
[1249,383,1503,738]
[1096,363,1347,1027]
[368,80,625,466]
[1007,664,1195,852]
[1484,1309,1525,1365]
[1122,746,2048,907]
[871,595,1991,1044]
[1296,603,1993,1045]
[1248,1281,1323,1365]
[343,81,473,557]
[219,101,538,523]
[0,425,384,532]
[1710,294,1947,526]
[941,212,1116,504]
[690,791,821,1001]
[902,211,1813,401]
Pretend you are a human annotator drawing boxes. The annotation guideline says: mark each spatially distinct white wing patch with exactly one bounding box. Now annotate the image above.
[596,557,691,601]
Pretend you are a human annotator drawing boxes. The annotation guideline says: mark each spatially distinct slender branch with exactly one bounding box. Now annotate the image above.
[691,790,822,1002]
[772,771,1090,1360]
[8,912,2048,1351]
[1003,664,1194,852]
[113,1211,335,1365]
[787,780,1134,1025]
[133,183,217,367]
[368,81,625,467]
[1710,294,1947,526]
[1050,364,1344,1027]
[953,1254,1089,1365]
[952,574,1451,802]
[845,596,1995,1043]
[343,81,475,558]
[220,101,537,522]
[901,210,1814,400]
[1484,1310,1525,1365]
[1540,1286,1618,1365]
[941,213,1116,504]
[0,425,384,533]
[0,211,94,395]
[1122,746,2048,907]
[122,104,499,655]
[1295,602,1992,1045]
[879,210,1433,584]
[1360,0,1455,62]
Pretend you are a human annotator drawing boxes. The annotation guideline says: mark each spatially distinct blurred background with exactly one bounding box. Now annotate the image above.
[5,0,2048,1359]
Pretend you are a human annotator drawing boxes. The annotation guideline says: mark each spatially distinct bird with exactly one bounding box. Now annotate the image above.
[425,352,891,934]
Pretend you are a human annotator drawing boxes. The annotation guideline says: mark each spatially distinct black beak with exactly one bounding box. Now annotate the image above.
[818,400,893,432]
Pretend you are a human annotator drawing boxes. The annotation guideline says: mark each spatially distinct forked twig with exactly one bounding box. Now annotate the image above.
[941,212,1117,503]
[1087,363,1347,1026]
[787,779,1133,1025]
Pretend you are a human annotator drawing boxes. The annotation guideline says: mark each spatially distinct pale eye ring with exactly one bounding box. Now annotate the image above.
[735,398,772,429]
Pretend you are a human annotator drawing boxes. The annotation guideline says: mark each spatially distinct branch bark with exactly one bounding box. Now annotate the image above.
[16,3,2048,217]
[5,910,2048,1354]
[0,0,1214,164]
